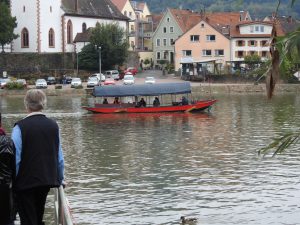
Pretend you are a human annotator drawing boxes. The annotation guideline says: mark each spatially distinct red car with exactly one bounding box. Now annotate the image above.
[125,67,138,75]
[104,78,116,85]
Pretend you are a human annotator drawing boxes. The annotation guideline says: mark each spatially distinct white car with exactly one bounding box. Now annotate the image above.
[145,76,156,84]
[87,77,100,88]
[0,78,11,89]
[123,74,135,85]
[71,78,82,88]
[105,70,120,80]
[90,73,105,82]
[35,79,47,89]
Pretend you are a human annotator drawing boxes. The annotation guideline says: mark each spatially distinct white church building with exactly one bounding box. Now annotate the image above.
[10,0,129,53]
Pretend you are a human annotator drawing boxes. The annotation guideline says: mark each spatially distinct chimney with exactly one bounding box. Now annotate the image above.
[75,0,78,12]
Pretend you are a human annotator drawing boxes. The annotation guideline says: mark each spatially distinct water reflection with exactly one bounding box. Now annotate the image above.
[1,94,300,224]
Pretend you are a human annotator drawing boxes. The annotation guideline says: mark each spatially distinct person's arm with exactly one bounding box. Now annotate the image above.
[11,125,22,176]
[58,130,65,185]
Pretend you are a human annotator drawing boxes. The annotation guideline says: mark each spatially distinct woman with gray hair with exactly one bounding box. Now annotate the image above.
[11,89,64,225]
[24,89,47,112]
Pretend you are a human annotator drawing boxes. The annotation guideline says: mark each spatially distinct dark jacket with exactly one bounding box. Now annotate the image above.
[14,114,60,191]
[0,130,16,224]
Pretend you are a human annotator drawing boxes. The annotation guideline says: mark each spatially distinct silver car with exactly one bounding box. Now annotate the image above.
[71,78,82,88]
[35,79,48,89]
[87,77,100,88]
[123,74,135,85]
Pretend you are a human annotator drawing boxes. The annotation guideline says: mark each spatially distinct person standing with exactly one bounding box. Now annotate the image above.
[0,113,16,225]
[11,90,64,225]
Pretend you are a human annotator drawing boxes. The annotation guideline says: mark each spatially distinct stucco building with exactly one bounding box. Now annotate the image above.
[10,0,129,53]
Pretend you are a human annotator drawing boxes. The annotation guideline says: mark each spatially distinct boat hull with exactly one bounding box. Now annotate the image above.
[82,100,217,114]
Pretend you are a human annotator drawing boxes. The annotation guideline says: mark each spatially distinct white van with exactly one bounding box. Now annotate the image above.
[105,70,120,80]
[90,73,105,82]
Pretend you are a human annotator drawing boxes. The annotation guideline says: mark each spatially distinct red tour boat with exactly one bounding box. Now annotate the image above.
[82,82,217,114]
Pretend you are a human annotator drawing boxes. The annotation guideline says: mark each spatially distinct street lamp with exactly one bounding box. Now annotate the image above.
[97,45,102,86]
[76,51,79,76]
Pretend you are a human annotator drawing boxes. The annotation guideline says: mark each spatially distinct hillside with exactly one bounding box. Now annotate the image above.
[141,0,300,19]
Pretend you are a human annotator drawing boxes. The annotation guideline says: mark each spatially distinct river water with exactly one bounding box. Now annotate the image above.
[1,93,300,225]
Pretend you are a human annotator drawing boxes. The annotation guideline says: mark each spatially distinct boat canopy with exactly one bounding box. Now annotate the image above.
[92,82,191,97]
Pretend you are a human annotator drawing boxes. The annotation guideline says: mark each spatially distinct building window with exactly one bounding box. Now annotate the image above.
[237,40,244,46]
[163,39,167,46]
[237,51,244,58]
[48,28,55,47]
[202,49,212,56]
[167,17,170,22]
[206,35,215,42]
[249,51,256,56]
[201,23,205,28]
[215,49,224,56]
[82,23,87,32]
[21,28,29,48]
[261,40,268,47]
[124,11,127,16]
[170,27,174,33]
[190,35,199,42]
[156,39,160,46]
[183,50,192,56]
[130,25,134,32]
[163,27,167,33]
[260,26,264,32]
[255,26,259,32]
[157,52,161,60]
[261,51,268,57]
[170,38,174,45]
[250,26,254,33]
[163,51,168,59]
[129,12,132,17]
[23,6,25,12]
[248,40,256,46]
[50,6,52,12]
[67,20,73,44]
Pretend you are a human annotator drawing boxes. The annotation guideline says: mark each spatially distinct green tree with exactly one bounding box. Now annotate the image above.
[244,54,261,71]
[79,23,128,71]
[78,44,98,71]
[0,2,18,53]
[257,0,300,156]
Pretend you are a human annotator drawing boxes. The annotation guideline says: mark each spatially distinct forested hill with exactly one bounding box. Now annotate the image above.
[142,0,300,19]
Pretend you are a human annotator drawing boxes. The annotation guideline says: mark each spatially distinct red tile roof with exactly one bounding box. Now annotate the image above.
[110,0,127,12]
[229,20,285,38]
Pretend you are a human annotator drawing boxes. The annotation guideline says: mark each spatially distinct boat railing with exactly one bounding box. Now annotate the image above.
[54,186,74,225]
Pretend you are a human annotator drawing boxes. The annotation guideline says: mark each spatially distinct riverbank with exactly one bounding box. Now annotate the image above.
[1,70,300,96]
[1,83,300,96]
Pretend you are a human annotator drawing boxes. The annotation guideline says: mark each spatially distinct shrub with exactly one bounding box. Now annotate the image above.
[55,85,63,89]
[74,85,83,89]
[5,82,25,90]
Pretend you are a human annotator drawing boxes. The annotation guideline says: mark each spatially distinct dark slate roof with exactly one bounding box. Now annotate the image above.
[61,0,129,21]
[93,82,191,97]
[73,31,91,43]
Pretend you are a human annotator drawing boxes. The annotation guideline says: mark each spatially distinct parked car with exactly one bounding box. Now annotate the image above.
[47,76,57,85]
[124,67,138,75]
[90,73,105,82]
[16,79,27,88]
[87,77,100,88]
[104,78,116,85]
[65,76,73,84]
[105,70,120,80]
[0,78,11,89]
[71,78,82,88]
[123,74,135,85]
[35,79,47,89]
[145,76,156,84]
